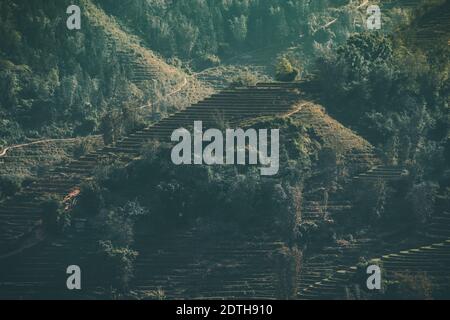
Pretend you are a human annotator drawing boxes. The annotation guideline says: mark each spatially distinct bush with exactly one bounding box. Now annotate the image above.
[230,70,258,87]
[90,201,148,247]
[73,137,97,158]
[272,183,303,242]
[406,182,438,226]
[353,179,390,224]
[275,57,299,82]
[296,220,335,244]
[136,289,166,300]
[75,181,104,216]
[384,272,434,300]
[0,174,23,198]
[194,53,221,70]
[96,240,138,292]
[271,244,303,299]
[100,109,123,145]
[121,103,147,134]
[40,196,71,234]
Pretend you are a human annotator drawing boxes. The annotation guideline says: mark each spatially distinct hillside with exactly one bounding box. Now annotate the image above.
[0,0,211,149]
[0,0,449,301]
[407,0,450,47]
[0,83,383,299]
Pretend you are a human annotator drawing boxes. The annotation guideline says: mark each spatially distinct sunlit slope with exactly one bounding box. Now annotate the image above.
[81,0,183,89]
[82,0,212,106]
[243,101,378,172]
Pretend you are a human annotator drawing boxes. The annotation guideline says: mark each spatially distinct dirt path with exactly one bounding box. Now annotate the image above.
[1,76,191,158]
[140,76,189,110]
[0,136,101,158]
[283,101,311,118]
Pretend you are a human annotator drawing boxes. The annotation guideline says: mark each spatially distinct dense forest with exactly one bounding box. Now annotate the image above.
[317,32,449,178]
[98,0,361,61]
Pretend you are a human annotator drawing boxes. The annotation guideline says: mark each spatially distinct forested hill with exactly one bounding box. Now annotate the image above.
[1,0,445,149]
[94,0,443,65]
[96,0,368,67]
[0,0,191,148]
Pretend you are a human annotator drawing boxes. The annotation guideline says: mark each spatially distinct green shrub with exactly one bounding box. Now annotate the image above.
[0,174,23,198]
[353,179,390,224]
[271,244,303,299]
[40,196,71,234]
[73,137,97,158]
[384,272,434,300]
[230,71,258,87]
[195,53,221,69]
[406,182,438,226]
[96,240,139,292]
[90,201,148,248]
[100,109,123,145]
[275,57,299,82]
[76,181,104,216]
[272,183,303,242]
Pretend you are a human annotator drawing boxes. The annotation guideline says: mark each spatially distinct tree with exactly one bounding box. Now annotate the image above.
[0,174,23,199]
[406,182,438,226]
[40,195,71,234]
[100,109,123,145]
[229,15,248,45]
[272,182,302,243]
[275,57,299,82]
[272,244,302,300]
[95,240,138,293]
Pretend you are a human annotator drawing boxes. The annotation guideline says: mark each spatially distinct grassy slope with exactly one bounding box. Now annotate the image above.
[242,101,377,171]
[82,0,212,105]
[0,136,103,178]
[81,0,184,93]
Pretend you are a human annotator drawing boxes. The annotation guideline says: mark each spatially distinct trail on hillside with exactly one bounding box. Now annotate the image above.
[0,137,103,158]
[1,75,191,157]
[140,77,189,110]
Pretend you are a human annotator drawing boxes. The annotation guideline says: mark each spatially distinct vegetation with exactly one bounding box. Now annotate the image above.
[230,70,259,87]
[316,31,449,232]
[0,174,23,199]
[272,244,302,299]
[316,32,449,160]
[275,57,299,82]
[95,240,139,293]
[0,0,181,147]
[1,0,449,300]
[384,272,435,300]
[97,0,368,65]
[40,195,71,234]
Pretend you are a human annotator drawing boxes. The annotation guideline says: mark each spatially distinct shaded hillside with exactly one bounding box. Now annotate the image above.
[0,82,381,299]
[405,0,450,48]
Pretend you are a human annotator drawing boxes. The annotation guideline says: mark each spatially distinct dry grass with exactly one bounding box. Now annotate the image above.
[0,136,103,177]
[289,103,374,156]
